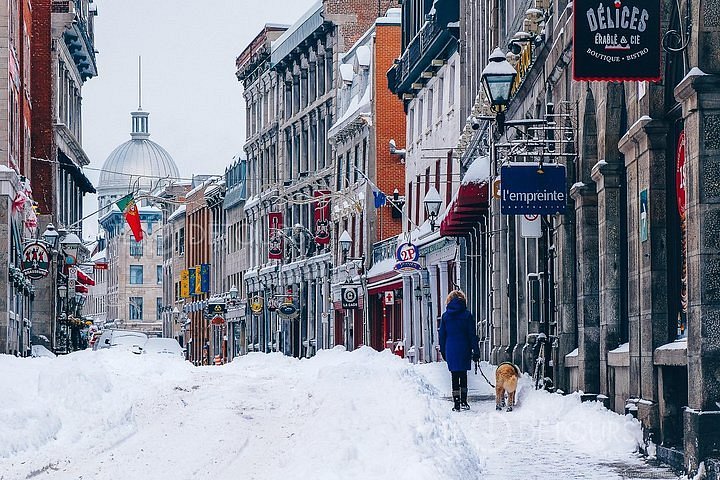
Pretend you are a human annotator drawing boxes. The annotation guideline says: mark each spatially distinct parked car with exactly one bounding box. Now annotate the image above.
[93,330,148,353]
[142,338,184,359]
[31,345,56,358]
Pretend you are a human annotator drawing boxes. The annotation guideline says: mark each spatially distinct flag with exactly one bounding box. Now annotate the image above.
[116,194,143,242]
[373,190,387,208]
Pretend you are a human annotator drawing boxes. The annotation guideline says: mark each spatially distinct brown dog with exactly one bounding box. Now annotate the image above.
[495,362,521,412]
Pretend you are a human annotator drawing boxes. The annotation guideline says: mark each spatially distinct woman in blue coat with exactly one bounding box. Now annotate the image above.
[439,289,480,411]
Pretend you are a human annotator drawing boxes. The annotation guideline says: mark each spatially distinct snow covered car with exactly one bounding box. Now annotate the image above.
[31,345,56,358]
[94,330,148,353]
[142,338,184,359]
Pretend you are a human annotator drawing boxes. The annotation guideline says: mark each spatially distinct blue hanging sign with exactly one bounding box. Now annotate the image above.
[500,163,567,215]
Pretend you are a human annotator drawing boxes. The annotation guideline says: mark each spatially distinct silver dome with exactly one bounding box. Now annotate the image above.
[97,110,180,195]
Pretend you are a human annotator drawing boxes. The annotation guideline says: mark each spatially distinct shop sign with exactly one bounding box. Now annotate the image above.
[341,286,359,310]
[211,315,225,326]
[500,163,567,215]
[676,130,687,219]
[277,302,299,319]
[180,269,190,298]
[21,241,50,280]
[313,191,331,245]
[269,212,284,260]
[395,242,421,271]
[250,296,264,316]
[573,0,662,81]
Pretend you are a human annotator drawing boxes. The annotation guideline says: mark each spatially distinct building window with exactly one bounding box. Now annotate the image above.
[427,88,434,130]
[448,63,456,107]
[130,238,143,257]
[130,265,144,285]
[156,236,163,256]
[129,297,143,320]
[178,228,185,255]
[157,297,163,321]
[157,265,163,284]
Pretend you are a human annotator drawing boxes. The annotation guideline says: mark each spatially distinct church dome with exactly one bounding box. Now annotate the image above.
[97,110,180,196]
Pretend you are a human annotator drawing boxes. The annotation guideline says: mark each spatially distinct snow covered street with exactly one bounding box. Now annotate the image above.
[1,348,681,480]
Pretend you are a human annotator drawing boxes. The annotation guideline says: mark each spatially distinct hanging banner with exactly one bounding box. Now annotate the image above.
[269,212,284,260]
[313,190,331,245]
[639,189,649,242]
[188,267,197,296]
[194,265,202,295]
[180,269,190,298]
[573,0,662,81]
[21,241,50,280]
[200,264,210,293]
[500,163,567,215]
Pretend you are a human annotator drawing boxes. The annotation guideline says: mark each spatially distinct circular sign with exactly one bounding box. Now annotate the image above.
[396,242,419,263]
[524,214,539,221]
[342,288,357,304]
[277,302,299,319]
[211,315,225,325]
[250,297,264,315]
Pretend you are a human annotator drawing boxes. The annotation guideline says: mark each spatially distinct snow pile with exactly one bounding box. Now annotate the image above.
[0,347,664,480]
[462,155,490,185]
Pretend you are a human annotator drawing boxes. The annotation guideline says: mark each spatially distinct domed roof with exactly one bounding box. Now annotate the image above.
[97,110,180,195]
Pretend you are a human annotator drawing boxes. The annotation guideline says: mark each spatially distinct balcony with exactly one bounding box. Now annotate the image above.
[54,0,97,81]
[387,7,459,97]
[372,237,398,265]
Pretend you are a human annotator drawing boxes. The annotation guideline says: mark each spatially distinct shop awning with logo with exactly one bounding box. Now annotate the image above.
[440,181,489,237]
[76,269,95,286]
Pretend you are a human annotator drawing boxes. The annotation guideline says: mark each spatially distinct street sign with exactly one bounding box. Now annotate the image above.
[21,241,50,280]
[520,214,542,238]
[384,291,395,306]
[341,286,359,310]
[500,163,567,215]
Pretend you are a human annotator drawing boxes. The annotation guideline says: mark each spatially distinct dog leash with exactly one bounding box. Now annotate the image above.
[475,360,496,388]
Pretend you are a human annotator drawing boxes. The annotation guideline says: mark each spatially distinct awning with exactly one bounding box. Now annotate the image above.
[368,279,403,295]
[58,151,96,194]
[440,181,489,237]
[76,269,95,286]
[75,284,89,294]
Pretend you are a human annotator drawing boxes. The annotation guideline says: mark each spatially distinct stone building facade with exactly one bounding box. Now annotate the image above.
[99,205,164,333]
[387,0,463,363]
[236,0,395,358]
[434,0,720,474]
[30,0,98,351]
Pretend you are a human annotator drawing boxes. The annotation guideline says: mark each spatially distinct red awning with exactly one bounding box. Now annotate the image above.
[75,284,89,294]
[76,269,95,286]
[440,181,489,237]
[368,280,403,295]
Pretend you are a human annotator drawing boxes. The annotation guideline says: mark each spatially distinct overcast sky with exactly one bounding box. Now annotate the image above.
[81,0,315,237]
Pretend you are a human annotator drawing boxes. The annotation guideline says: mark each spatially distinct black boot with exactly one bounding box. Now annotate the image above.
[460,388,470,410]
[452,389,461,411]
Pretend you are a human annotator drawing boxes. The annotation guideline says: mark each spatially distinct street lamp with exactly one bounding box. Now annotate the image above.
[229,284,239,300]
[424,187,442,231]
[42,223,60,250]
[59,232,82,265]
[481,47,518,131]
[339,230,353,254]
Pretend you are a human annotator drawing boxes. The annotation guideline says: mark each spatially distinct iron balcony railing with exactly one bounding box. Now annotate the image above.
[372,237,398,265]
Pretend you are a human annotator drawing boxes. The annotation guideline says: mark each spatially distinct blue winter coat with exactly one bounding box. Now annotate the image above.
[439,298,480,372]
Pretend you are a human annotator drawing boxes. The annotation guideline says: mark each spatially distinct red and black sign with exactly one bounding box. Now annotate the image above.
[313,190,331,245]
[573,0,661,81]
[269,212,283,260]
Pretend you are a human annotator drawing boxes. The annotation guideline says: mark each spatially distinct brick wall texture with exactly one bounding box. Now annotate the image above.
[374,21,405,241]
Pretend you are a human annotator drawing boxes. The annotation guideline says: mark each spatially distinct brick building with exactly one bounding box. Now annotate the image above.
[329,9,405,352]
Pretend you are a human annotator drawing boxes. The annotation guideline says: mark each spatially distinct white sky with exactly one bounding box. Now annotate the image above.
[81,0,315,238]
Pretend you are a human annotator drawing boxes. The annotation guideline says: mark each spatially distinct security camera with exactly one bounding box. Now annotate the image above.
[471,117,481,130]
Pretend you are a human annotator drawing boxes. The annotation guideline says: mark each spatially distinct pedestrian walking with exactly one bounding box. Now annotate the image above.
[439,289,480,412]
